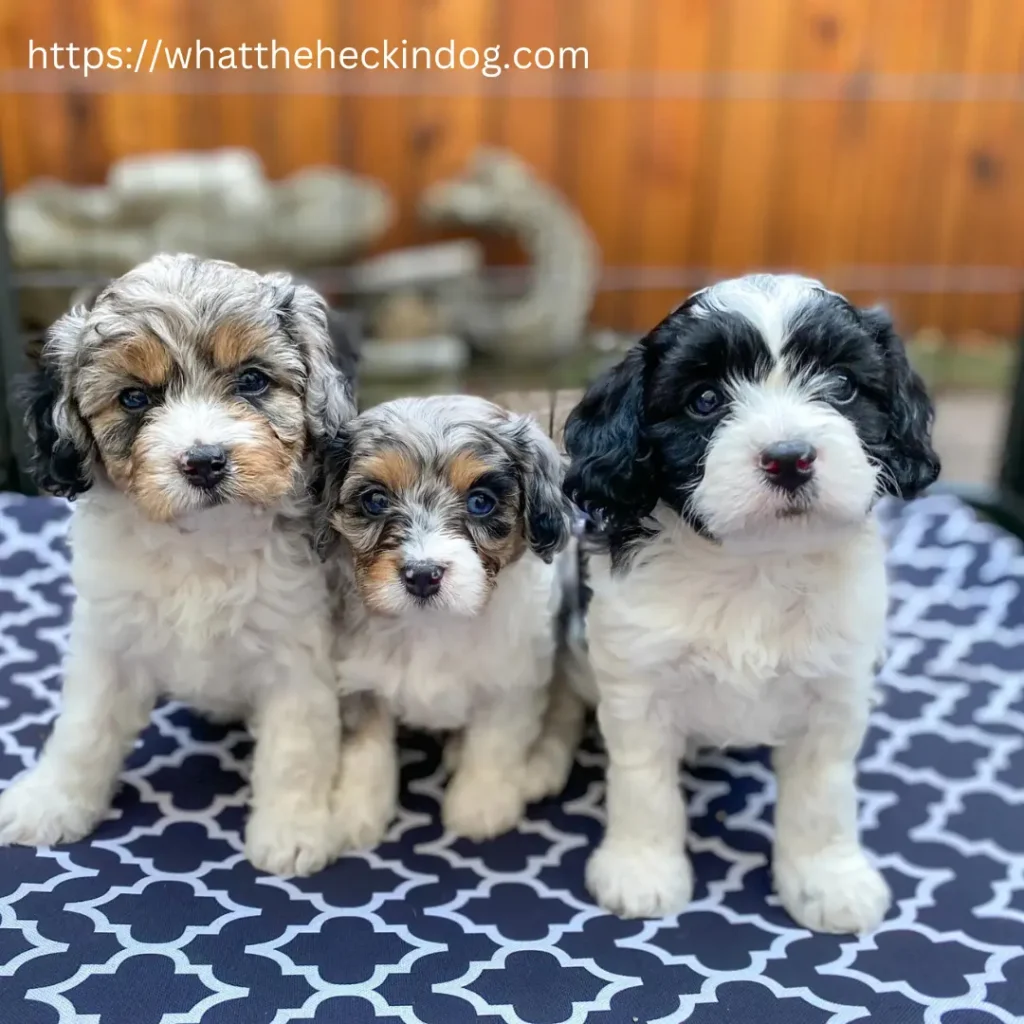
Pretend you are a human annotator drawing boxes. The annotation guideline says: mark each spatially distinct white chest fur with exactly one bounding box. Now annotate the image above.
[335,555,561,731]
[585,515,889,749]
[68,489,330,713]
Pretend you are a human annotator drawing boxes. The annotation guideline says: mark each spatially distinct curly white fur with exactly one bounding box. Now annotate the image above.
[583,506,892,930]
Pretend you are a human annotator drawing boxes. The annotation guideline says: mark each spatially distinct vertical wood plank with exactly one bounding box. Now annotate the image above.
[568,0,641,328]
[348,0,418,252]
[5,0,70,185]
[410,0,492,237]
[631,0,715,327]
[0,0,31,190]
[927,0,1024,337]
[761,0,871,276]
[698,0,794,278]
[493,0,560,185]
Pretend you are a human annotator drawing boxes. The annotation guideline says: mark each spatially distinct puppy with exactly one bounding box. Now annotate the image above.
[0,253,355,877]
[563,274,940,932]
[313,395,585,847]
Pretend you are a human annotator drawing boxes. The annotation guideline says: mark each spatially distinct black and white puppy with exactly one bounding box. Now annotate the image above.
[563,273,940,932]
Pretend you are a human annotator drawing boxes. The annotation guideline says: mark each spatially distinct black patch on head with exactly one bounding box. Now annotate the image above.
[563,302,772,566]
[18,363,92,499]
[565,285,941,569]
[781,300,940,498]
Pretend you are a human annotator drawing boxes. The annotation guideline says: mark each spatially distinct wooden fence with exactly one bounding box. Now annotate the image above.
[2,0,1023,337]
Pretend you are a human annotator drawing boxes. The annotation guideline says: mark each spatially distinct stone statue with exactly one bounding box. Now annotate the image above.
[7,148,393,274]
[419,148,600,361]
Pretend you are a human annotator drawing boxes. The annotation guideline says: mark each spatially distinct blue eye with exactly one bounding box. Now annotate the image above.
[466,489,497,517]
[118,388,150,411]
[236,368,270,397]
[360,489,390,517]
[688,386,723,418]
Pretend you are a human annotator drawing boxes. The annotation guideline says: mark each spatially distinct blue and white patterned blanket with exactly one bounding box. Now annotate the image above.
[1,492,1022,1024]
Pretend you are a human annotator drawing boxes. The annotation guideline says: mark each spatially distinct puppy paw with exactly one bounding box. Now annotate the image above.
[245,804,336,877]
[332,779,395,852]
[0,775,106,847]
[775,845,891,934]
[520,742,575,803]
[586,841,693,919]
[443,770,525,840]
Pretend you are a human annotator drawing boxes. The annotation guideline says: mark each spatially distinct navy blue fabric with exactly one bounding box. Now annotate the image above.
[0,493,1022,1023]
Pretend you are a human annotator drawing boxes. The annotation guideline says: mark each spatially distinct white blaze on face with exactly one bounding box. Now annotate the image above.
[691,373,879,540]
[134,396,262,510]
[396,519,491,617]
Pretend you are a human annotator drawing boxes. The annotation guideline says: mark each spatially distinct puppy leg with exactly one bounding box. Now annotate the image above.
[245,663,341,877]
[331,697,399,852]
[0,637,154,846]
[520,673,587,803]
[586,699,692,918]
[773,698,891,934]
[442,688,545,840]
[442,731,464,775]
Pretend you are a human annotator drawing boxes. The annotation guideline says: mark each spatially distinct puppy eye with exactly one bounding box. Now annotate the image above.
[831,371,857,405]
[466,489,497,517]
[687,386,724,419]
[360,489,390,517]
[235,368,271,397]
[118,388,151,412]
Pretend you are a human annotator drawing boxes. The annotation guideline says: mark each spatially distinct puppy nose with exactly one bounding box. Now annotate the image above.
[759,440,816,492]
[181,444,228,489]
[401,562,445,599]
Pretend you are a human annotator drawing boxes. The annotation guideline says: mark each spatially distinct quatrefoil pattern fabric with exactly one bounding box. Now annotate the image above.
[1,493,1022,1023]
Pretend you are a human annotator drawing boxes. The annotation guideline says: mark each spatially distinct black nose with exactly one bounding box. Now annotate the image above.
[759,441,817,492]
[181,444,228,489]
[401,562,445,599]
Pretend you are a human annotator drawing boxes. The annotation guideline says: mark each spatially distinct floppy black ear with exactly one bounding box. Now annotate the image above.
[508,415,572,563]
[18,310,94,499]
[308,427,353,561]
[862,306,941,499]
[562,346,657,529]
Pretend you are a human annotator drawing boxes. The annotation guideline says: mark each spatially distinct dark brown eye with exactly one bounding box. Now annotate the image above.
[235,368,270,397]
[831,371,857,405]
[118,388,150,411]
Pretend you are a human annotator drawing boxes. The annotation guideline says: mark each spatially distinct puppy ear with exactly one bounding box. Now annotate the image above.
[862,306,941,499]
[508,415,572,563]
[308,426,353,561]
[18,307,94,499]
[267,274,357,442]
[562,346,657,528]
